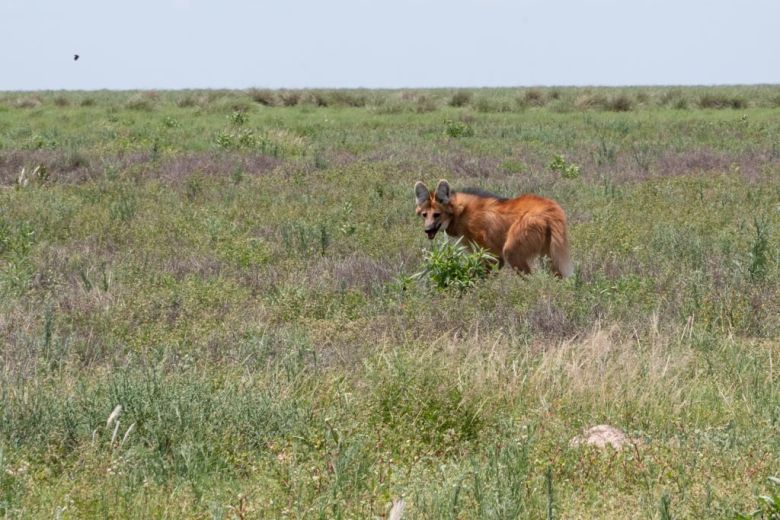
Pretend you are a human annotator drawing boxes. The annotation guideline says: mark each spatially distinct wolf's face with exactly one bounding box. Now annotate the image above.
[414,180,453,240]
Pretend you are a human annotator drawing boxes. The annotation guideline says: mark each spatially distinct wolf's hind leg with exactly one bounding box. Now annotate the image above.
[503,217,545,275]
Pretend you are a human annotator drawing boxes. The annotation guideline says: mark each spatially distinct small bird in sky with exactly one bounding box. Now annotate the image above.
[74,54,79,61]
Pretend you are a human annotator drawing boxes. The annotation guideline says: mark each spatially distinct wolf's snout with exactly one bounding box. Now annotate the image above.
[425,224,440,240]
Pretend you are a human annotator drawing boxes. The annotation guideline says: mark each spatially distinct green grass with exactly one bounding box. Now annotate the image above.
[1,87,779,518]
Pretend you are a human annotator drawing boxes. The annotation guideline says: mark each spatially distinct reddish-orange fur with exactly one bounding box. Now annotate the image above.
[414,180,573,277]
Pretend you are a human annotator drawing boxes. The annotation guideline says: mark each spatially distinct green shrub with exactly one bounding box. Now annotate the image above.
[279,90,301,106]
[548,154,581,179]
[175,95,197,108]
[248,88,277,106]
[606,94,634,112]
[229,110,248,126]
[449,91,473,107]
[520,88,546,107]
[414,237,496,293]
[698,93,747,109]
[125,92,157,111]
[748,218,770,282]
[161,116,179,128]
[309,91,330,107]
[214,131,234,149]
[444,119,475,138]
[53,95,70,107]
[415,95,437,113]
[325,90,368,107]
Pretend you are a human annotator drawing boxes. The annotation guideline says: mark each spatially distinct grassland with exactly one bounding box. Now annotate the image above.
[1,86,779,518]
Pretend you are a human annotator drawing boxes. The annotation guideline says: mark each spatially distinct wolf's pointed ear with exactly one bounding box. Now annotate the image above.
[434,179,451,204]
[414,181,429,206]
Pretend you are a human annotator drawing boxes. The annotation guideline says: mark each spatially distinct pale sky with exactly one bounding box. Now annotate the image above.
[1,0,778,91]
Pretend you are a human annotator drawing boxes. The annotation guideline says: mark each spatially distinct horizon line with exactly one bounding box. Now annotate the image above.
[3,83,780,94]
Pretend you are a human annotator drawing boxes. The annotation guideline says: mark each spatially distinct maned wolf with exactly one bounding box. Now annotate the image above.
[414,179,573,277]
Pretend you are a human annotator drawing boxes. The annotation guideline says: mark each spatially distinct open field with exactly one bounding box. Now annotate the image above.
[1,86,779,518]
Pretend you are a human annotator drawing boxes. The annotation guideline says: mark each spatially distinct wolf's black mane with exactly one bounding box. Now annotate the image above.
[456,187,508,201]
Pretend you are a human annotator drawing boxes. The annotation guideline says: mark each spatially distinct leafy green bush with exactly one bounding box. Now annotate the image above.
[548,154,581,179]
[415,237,496,293]
[161,116,179,129]
[444,119,475,138]
[229,110,248,126]
[214,131,234,149]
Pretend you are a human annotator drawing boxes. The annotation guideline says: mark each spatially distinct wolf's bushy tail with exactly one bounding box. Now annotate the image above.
[549,218,573,278]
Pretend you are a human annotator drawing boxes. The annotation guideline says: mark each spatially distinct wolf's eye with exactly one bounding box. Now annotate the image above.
[433,212,441,218]
[422,212,428,217]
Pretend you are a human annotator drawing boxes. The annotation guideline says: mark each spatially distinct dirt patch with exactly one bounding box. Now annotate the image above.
[570,424,641,450]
